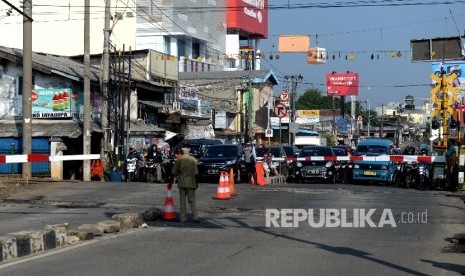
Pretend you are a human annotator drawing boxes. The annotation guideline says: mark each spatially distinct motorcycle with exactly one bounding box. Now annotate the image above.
[417,162,431,189]
[125,157,138,182]
[402,161,419,189]
[144,159,168,183]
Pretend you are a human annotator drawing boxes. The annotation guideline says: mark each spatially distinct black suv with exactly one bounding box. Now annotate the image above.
[173,139,223,159]
[197,144,245,183]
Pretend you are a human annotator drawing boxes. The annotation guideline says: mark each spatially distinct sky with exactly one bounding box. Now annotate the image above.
[258,0,465,109]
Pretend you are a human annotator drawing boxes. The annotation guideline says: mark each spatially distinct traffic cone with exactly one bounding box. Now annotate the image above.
[229,168,237,196]
[163,186,176,220]
[213,171,231,200]
[256,162,268,186]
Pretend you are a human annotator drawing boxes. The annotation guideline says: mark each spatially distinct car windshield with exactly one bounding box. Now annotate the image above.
[282,146,294,156]
[269,147,281,157]
[299,147,332,157]
[332,148,346,156]
[356,145,388,155]
[203,146,237,158]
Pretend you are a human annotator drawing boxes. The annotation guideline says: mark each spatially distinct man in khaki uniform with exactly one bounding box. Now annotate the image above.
[169,147,200,223]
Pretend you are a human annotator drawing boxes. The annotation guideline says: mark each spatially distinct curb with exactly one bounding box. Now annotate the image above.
[0,211,153,263]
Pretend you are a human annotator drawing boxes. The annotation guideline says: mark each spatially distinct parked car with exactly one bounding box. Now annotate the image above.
[196,144,245,183]
[294,146,337,183]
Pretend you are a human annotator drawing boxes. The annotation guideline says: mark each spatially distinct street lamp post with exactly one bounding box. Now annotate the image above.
[367,87,371,137]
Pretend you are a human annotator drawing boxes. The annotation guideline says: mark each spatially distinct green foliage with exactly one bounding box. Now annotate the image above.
[325,133,335,146]
[295,88,333,110]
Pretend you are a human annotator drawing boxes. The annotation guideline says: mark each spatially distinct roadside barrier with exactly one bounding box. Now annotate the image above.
[162,186,176,221]
[268,155,446,163]
[0,154,100,163]
[213,171,231,200]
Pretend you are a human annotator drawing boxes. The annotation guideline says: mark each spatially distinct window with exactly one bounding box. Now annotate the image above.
[18,76,35,95]
[177,40,186,57]
[192,42,200,59]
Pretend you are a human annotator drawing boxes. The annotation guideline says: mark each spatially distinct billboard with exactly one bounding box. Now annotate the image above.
[326,72,359,96]
[32,88,72,118]
[432,61,465,104]
[278,35,310,53]
[226,0,268,38]
[31,88,101,120]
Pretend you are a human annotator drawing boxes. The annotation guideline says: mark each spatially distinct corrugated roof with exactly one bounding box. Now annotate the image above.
[0,46,100,82]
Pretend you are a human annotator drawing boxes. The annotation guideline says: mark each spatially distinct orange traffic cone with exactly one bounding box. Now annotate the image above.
[213,171,231,200]
[229,168,237,196]
[256,162,268,186]
[163,186,176,220]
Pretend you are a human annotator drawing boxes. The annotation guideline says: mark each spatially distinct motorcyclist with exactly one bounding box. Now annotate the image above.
[127,146,143,180]
[147,144,164,182]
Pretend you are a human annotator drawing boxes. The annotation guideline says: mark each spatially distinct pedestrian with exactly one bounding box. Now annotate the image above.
[446,139,458,190]
[169,147,200,223]
[244,139,257,184]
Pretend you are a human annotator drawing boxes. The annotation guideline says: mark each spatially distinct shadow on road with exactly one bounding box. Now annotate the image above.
[226,217,435,276]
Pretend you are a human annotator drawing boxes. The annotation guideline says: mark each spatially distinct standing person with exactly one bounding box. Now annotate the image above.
[244,139,257,183]
[446,139,458,190]
[169,147,200,223]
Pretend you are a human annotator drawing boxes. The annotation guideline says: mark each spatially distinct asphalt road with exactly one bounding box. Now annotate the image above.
[0,180,464,275]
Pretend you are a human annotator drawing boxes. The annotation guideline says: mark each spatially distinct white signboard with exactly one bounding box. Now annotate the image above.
[265,128,273,138]
[215,111,227,129]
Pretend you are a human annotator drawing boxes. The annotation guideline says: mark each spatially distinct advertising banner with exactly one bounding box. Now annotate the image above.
[31,88,102,120]
[32,88,72,118]
[226,0,268,38]
[295,110,320,124]
[326,72,359,96]
[278,35,310,53]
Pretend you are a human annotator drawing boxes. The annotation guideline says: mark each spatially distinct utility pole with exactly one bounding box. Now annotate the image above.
[22,0,32,181]
[83,0,91,181]
[101,0,111,154]
[380,104,384,138]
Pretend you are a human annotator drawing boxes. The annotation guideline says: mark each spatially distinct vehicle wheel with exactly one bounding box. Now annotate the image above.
[294,177,301,183]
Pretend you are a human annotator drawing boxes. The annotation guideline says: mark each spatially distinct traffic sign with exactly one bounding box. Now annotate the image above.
[274,103,288,118]
[265,128,273,138]
[279,92,290,102]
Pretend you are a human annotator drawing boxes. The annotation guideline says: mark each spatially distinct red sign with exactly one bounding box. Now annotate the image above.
[326,72,359,96]
[279,92,289,102]
[226,0,268,38]
[274,103,287,118]
[31,90,38,102]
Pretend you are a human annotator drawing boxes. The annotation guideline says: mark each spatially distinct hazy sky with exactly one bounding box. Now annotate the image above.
[259,0,465,109]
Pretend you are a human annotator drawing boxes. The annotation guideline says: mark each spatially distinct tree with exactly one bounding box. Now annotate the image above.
[295,88,333,110]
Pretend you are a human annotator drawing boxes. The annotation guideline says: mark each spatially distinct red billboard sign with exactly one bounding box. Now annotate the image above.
[326,72,359,96]
[226,0,268,38]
